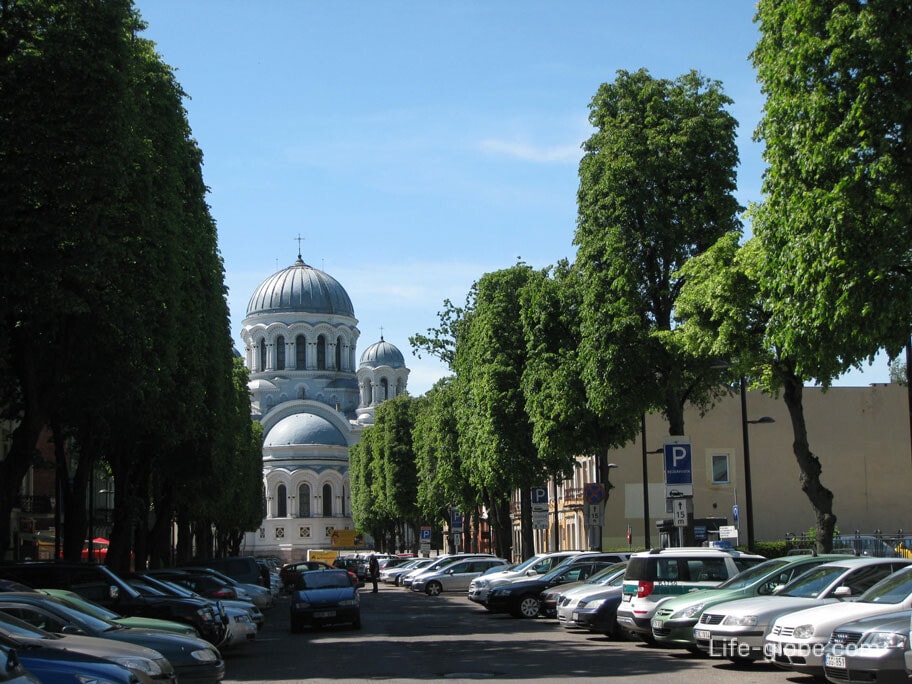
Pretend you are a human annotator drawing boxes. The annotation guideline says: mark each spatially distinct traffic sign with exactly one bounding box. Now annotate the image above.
[583,482,606,504]
[664,439,693,485]
[587,503,604,527]
[420,526,432,542]
[673,499,688,528]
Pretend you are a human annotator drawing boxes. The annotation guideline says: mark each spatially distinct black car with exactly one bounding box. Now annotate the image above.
[0,562,226,647]
[0,592,225,684]
[486,560,616,618]
[290,569,360,632]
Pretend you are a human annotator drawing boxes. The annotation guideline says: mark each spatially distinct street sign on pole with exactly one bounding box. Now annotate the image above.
[673,499,688,528]
[587,503,604,527]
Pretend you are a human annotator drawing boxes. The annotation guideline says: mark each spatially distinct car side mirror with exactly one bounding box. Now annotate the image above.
[60,625,83,635]
[109,585,119,600]
[833,586,852,598]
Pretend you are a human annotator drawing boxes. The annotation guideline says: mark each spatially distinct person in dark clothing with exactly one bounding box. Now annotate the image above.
[369,555,379,593]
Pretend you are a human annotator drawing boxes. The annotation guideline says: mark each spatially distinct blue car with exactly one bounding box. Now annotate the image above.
[290,569,360,632]
[0,632,137,684]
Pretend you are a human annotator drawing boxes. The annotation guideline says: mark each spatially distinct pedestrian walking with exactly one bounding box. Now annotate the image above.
[369,554,379,593]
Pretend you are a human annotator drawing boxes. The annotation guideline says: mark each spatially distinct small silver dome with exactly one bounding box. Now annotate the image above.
[359,337,405,369]
[246,257,354,318]
[263,413,347,447]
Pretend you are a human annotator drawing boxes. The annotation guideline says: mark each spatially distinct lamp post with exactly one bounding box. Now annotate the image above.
[640,413,663,550]
[739,375,774,550]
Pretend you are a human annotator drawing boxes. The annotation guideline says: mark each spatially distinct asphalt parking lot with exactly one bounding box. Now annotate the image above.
[221,584,825,683]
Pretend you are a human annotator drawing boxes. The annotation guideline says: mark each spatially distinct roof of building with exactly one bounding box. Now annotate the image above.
[263,412,348,448]
[359,337,406,369]
[246,256,355,318]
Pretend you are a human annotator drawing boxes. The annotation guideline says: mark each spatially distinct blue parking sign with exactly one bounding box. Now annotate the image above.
[664,441,692,485]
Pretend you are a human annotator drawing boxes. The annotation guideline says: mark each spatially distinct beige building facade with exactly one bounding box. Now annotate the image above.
[523,383,911,553]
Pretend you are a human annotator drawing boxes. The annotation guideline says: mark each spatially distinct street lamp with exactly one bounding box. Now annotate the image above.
[740,375,774,550]
[640,413,663,549]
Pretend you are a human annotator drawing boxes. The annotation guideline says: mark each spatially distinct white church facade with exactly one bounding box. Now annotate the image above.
[239,253,408,561]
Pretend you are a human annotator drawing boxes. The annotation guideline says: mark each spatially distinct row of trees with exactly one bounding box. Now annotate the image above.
[0,0,263,571]
[353,1,912,556]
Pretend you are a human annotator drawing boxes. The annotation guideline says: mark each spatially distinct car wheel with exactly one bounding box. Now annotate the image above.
[425,581,443,596]
[515,595,541,619]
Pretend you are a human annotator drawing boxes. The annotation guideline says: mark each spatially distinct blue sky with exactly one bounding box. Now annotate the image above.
[135,1,890,396]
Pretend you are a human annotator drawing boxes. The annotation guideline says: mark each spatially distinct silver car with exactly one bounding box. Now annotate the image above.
[411,558,508,596]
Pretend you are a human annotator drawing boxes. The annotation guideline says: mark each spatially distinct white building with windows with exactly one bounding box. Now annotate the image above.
[239,253,408,561]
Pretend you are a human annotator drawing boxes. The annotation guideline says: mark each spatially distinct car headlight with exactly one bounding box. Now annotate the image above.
[674,603,704,620]
[234,614,254,624]
[861,631,907,649]
[722,615,758,627]
[491,589,508,597]
[792,624,814,639]
[191,648,219,663]
[197,607,214,622]
[75,677,122,684]
[111,656,163,677]
[580,598,606,610]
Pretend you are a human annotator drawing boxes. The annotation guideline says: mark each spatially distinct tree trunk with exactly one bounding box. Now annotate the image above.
[520,488,534,560]
[781,371,836,552]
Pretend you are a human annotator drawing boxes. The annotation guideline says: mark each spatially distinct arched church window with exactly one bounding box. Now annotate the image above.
[277,484,287,517]
[322,483,332,517]
[295,334,306,369]
[262,484,267,519]
[336,336,343,370]
[298,484,310,517]
[380,378,389,401]
[276,335,285,370]
[317,335,326,370]
[259,339,267,372]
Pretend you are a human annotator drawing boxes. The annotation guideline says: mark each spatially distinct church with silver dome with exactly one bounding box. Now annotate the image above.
[239,253,409,560]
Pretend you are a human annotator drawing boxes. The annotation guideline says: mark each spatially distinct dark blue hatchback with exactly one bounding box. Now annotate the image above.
[289,569,360,632]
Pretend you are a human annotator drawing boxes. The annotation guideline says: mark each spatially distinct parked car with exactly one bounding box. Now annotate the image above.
[467,551,585,607]
[821,609,911,684]
[555,563,629,636]
[410,558,509,595]
[764,565,912,677]
[0,641,38,684]
[616,547,767,642]
[380,558,434,586]
[39,589,200,637]
[179,566,274,610]
[693,557,912,662]
[0,592,225,684]
[289,569,360,632]
[0,562,226,648]
[279,561,335,592]
[124,573,258,649]
[650,553,852,649]
[487,558,619,618]
[187,557,265,589]
[539,558,630,618]
[0,611,175,684]
[146,569,240,602]
[401,554,499,589]
[0,630,135,684]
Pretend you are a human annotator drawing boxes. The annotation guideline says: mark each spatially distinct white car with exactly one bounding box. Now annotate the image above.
[468,551,583,606]
[381,558,434,585]
[410,558,509,595]
[694,557,912,662]
[765,565,912,676]
[401,554,497,589]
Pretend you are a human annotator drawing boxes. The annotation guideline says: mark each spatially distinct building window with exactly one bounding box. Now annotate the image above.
[295,334,306,369]
[336,336,343,370]
[262,485,267,519]
[276,335,285,370]
[259,339,267,372]
[380,378,389,401]
[277,484,287,517]
[711,454,730,485]
[298,484,310,517]
[317,335,326,370]
[322,483,332,517]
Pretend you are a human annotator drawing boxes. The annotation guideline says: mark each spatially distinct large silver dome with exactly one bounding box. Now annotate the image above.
[359,337,406,369]
[246,257,354,318]
[263,413,348,448]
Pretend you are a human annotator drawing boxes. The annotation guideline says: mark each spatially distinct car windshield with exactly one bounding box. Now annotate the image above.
[715,558,792,591]
[587,563,627,585]
[300,572,352,590]
[510,555,545,573]
[22,597,120,633]
[859,567,912,604]
[40,591,121,621]
[779,565,847,598]
[0,612,59,640]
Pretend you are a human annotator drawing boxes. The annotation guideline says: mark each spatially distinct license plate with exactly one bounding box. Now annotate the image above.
[694,629,711,640]
[825,654,846,669]
[651,620,663,629]
[622,593,632,602]
[314,610,336,618]
[572,612,580,621]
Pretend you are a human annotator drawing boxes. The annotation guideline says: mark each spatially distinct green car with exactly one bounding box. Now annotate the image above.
[39,589,200,637]
[649,553,853,649]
